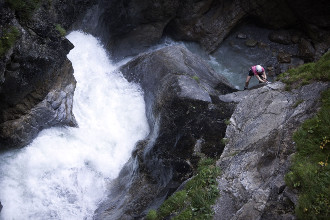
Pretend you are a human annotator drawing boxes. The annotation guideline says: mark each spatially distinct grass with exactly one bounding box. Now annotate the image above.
[0,26,20,57]
[285,88,330,219]
[277,51,330,90]
[5,0,41,21]
[146,158,220,220]
[55,24,66,37]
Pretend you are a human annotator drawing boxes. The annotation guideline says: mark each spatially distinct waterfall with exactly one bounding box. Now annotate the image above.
[0,31,149,220]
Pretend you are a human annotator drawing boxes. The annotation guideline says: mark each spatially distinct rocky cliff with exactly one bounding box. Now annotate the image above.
[97,0,330,62]
[214,81,329,219]
[0,0,96,149]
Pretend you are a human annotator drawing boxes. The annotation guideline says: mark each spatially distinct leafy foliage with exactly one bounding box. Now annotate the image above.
[0,26,20,57]
[285,88,330,219]
[146,158,220,220]
[277,51,330,90]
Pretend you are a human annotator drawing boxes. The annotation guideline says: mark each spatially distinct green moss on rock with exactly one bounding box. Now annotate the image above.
[0,26,20,57]
[5,0,41,21]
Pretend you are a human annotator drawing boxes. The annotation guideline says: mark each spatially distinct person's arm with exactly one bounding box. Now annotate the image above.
[256,74,266,82]
[262,71,267,81]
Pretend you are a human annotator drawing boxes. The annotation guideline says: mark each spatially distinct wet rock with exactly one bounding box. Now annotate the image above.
[94,45,237,219]
[298,38,316,62]
[269,30,293,45]
[237,33,247,39]
[245,39,258,47]
[213,81,330,220]
[277,51,292,63]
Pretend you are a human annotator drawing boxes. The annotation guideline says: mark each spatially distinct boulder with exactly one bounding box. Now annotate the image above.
[213,81,330,219]
[277,51,292,63]
[94,45,237,219]
[298,38,316,62]
[269,30,293,45]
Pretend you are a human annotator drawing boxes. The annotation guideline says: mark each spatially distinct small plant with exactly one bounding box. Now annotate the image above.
[0,26,20,57]
[292,99,304,108]
[221,138,229,145]
[55,24,66,37]
[224,119,231,125]
[5,0,41,21]
[192,75,200,83]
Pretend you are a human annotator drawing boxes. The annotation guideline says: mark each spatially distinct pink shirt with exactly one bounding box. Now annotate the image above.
[251,65,264,75]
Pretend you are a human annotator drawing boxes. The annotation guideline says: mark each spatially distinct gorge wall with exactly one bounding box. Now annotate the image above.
[0,0,96,149]
[0,0,329,219]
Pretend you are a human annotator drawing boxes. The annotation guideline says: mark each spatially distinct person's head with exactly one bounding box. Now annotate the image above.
[256,65,263,73]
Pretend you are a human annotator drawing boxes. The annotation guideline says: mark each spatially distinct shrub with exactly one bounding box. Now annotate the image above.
[0,26,20,57]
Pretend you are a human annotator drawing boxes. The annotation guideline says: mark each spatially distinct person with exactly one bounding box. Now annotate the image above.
[244,64,268,90]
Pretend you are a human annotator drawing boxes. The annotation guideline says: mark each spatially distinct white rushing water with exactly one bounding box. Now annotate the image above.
[0,31,149,220]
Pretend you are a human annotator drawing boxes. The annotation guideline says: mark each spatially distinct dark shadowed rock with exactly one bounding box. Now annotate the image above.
[94,45,237,219]
[96,0,330,61]
[269,30,293,45]
[277,51,292,63]
[298,38,316,62]
[96,0,179,60]
[213,81,329,220]
[0,1,95,149]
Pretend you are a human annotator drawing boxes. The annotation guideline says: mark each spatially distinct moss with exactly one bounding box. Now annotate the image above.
[146,210,158,220]
[277,51,330,90]
[0,26,20,57]
[5,0,41,21]
[147,158,220,219]
[55,24,66,37]
[192,76,200,83]
[285,88,330,219]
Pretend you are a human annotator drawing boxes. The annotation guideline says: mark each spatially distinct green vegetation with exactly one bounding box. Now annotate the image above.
[55,24,66,37]
[221,138,229,145]
[277,51,330,90]
[192,75,200,83]
[5,0,41,21]
[285,88,330,219]
[0,26,20,57]
[292,99,304,108]
[224,119,231,125]
[146,158,220,220]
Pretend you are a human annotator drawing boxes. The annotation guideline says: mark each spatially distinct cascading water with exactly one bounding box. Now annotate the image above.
[0,31,149,220]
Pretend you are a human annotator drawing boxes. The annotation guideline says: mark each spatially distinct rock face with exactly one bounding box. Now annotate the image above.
[213,82,329,219]
[94,45,236,219]
[0,0,95,149]
[97,0,330,61]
